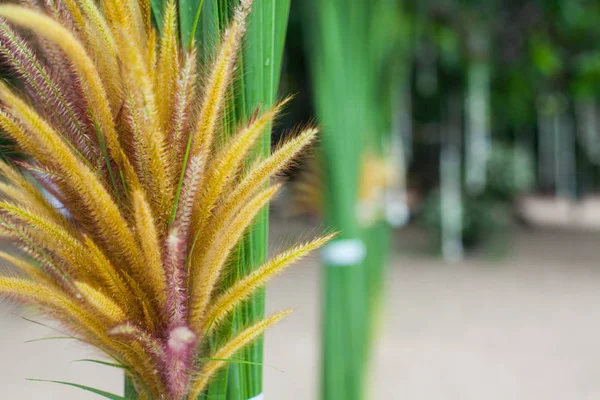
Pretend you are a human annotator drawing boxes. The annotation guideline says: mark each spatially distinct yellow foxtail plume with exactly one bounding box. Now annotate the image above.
[0,0,331,398]
[203,234,336,332]
[156,0,181,132]
[0,250,49,283]
[75,281,127,324]
[132,190,168,307]
[189,184,281,330]
[0,6,133,182]
[189,0,252,159]
[191,101,289,235]
[188,310,292,398]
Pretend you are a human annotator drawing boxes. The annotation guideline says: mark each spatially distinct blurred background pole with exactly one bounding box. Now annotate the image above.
[441,95,464,263]
[464,23,491,195]
[576,98,600,165]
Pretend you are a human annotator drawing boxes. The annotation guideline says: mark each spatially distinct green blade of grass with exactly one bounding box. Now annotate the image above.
[27,378,126,400]
[24,336,78,343]
[72,359,129,369]
[150,0,165,33]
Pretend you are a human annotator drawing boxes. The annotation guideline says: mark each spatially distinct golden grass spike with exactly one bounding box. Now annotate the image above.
[61,0,91,41]
[0,164,63,226]
[120,268,158,332]
[110,323,165,360]
[0,178,65,226]
[0,202,131,309]
[187,111,298,259]
[189,1,252,159]
[0,110,46,166]
[125,0,146,45]
[0,181,23,201]
[0,5,135,182]
[109,325,167,396]
[171,153,205,234]
[136,0,151,34]
[169,50,197,178]
[82,236,144,322]
[146,28,157,78]
[73,0,120,105]
[213,128,318,225]
[156,0,180,131]
[75,0,117,55]
[132,190,167,307]
[196,127,319,264]
[0,249,49,283]
[188,310,291,398]
[101,0,141,41]
[0,202,87,269]
[0,278,159,394]
[192,104,283,234]
[0,202,79,245]
[75,281,126,323]
[0,82,143,280]
[56,0,120,109]
[118,27,172,221]
[0,20,101,168]
[123,95,150,185]
[0,213,77,293]
[189,184,280,331]
[203,234,335,332]
[0,276,113,346]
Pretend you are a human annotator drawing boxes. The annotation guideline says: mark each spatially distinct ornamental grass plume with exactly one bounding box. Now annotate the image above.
[0,0,330,398]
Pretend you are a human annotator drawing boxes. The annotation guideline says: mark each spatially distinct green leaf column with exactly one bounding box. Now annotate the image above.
[304,1,402,399]
[227,2,291,400]
[177,0,291,399]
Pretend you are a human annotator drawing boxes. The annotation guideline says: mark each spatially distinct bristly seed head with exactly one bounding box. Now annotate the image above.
[167,326,196,353]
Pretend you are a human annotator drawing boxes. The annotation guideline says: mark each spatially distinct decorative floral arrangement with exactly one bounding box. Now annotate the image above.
[0,0,331,398]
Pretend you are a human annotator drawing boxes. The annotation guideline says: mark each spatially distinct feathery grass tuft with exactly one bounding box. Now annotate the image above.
[0,1,327,398]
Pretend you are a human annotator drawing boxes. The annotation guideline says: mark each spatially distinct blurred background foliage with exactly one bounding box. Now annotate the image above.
[278,0,600,257]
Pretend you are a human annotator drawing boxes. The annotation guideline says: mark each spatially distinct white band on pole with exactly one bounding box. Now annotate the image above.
[322,239,366,266]
[248,393,264,400]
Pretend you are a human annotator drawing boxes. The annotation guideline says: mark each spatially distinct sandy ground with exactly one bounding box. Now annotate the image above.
[1,223,600,399]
